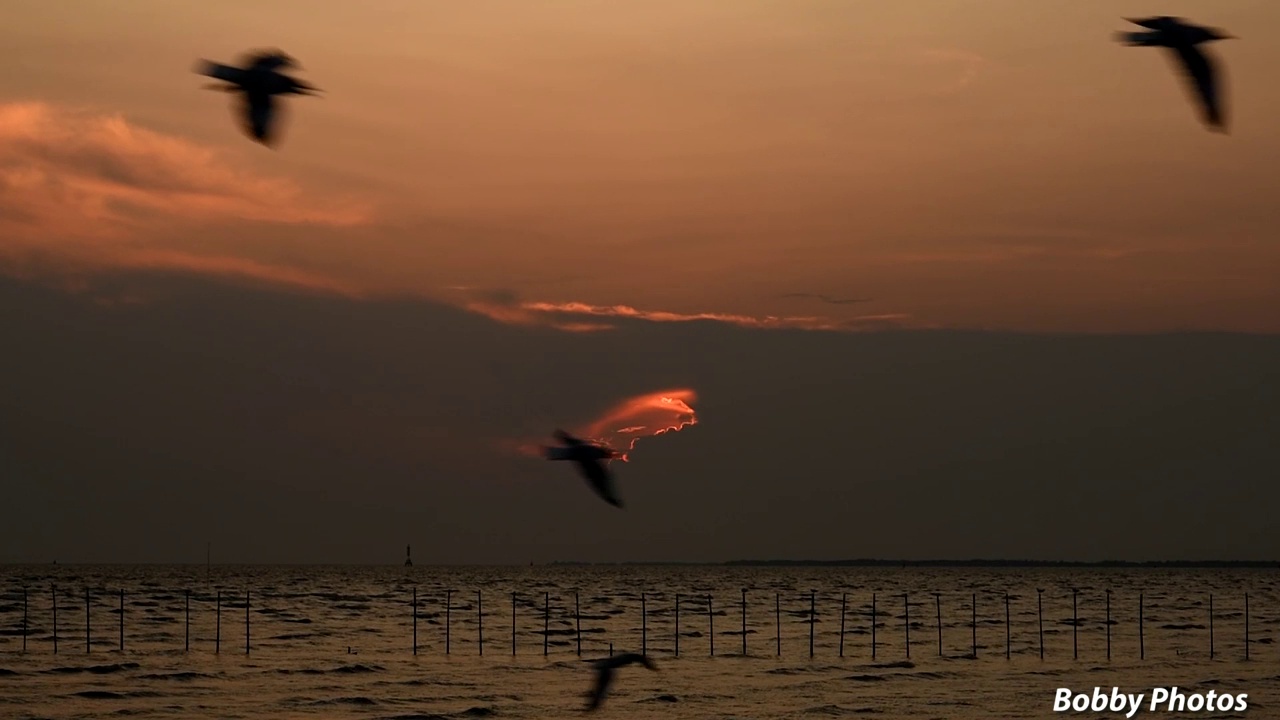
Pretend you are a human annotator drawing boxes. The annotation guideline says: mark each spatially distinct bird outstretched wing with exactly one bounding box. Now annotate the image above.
[585,667,615,711]
[195,60,244,84]
[577,459,623,508]
[1168,44,1226,130]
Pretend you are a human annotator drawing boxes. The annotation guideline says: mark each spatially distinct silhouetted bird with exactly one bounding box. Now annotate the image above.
[545,429,624,508]
[1116,16,1235,132]
[194,49,320,146]
[584,652,658,712]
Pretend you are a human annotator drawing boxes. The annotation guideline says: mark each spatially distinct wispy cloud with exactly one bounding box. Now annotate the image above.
[0,100,371,290]
[455,288,919,333]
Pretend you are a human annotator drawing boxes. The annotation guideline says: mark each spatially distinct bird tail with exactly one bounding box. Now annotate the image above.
[1115,31,1160,46]
[545,446,574,461]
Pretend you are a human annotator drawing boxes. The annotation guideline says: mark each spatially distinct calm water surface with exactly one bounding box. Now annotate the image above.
[1,565,1276,719]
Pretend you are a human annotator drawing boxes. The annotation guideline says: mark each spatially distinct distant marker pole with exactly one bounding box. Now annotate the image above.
[871,593,877,660]
[1037,589,1044,660]
[934,593,942,657]
[1139,593,1144,660]
[85,587,91,654]
[1208,593,1214,659]
[971,593,977,659]
[478,590,483,657]
[1244,593,1250,661]
[904,593,910,659]
[640,592,646,655]
[215,590,220,654]
[119,589,124,653]
[675,594,680,657]
[839,592,846,658]
[511,591,516,657]
[809,590,815,659]
[774,593,780,657]
[52,584,58,655]
[245,590,250,655]
[1072,588,1078,660]
[1004,591,1010,660]
[740,589,746,656]
[185,589,190,652]
[707,594,714,657]
[574,591,580,657]
[22,587,27,653]
[445,590,451,655]
[543,591,549,657]
[412,587,417,656]
[1106,590,1111,661]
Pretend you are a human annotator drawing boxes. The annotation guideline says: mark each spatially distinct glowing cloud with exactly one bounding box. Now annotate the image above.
[460,292,920,334]
[579,388,699,462]
[0,100,371,292]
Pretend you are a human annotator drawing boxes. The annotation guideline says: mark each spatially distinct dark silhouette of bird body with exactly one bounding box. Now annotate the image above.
[195,49,320,146]
[1116,16,1235,132]
[545,429,624,508]
[585,652,658,712]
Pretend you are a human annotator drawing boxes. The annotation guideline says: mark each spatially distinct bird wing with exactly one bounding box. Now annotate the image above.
[577,458,623,508]
[195,60,245,84]
[586,666,614,711]
[1167,44,1225,130]
[555,429,584,446]
[1126,16,1177,30]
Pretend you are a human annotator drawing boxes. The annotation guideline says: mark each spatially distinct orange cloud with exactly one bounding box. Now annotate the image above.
[0,100,370,290]
[461,293,920,333]
[579,389,699,462]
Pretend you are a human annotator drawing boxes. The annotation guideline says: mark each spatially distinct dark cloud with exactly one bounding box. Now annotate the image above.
[0,270,1276,564]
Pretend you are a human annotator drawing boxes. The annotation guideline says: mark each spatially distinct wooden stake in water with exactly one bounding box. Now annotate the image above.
[741,589,747,656]
[640,592,646,655]
[1244,593,1250,661]
[708,594,714,657]
[1072,588,1078,660]
[1208,593,1214,659]
[904,593,910,659]
[1139,593,1144,660]
[934,593,942,657]
[1036,588,1044,661]
[412,587,417,656]
[775,593,780,657]
[839,593,846,658]
[245,590,250,656]
[85,587,90,654]
[809,591,816,659]
[478,590,484,657]
[573,591,580,657]
[971,593,977,659]
[52,585,58,655]
[511,591,516,657]
[675,594,680,657]
[215,590,220,654]
[22,587,28,653]
[185,589,190,652]
[1106,590,1111,661]
[1004,591,1010,660]
[543,591,549,657]
[119,589,124,653]
[445,590,451,655]
[871,593,877,660]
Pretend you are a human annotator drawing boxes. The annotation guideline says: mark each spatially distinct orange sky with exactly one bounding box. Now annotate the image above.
[2,0,1279,332]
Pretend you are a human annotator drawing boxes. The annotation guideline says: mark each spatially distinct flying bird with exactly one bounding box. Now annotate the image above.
[194,49,321,147]
[1116,16,1235,132]
[545,429,624,508]
[584,652,658,712]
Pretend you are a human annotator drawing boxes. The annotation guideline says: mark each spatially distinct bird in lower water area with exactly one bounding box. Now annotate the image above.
[1115,16,1235,132]
[194,48,321,147]
[584,652,658,712]
[545,429,624,508]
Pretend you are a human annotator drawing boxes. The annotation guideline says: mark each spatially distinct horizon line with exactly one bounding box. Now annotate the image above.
[2,559,1277,568]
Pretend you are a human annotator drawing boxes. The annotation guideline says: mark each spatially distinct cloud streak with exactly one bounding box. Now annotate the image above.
[460,292,919,333]
[0,100,371,290]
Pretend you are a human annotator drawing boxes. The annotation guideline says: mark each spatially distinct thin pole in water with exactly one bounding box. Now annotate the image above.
[412,587,417,656]
[478,590,483,657]
[775,593,780,657]
[185,589,190,652]
[511,591,516,657]
[708,594,714,657]
[215,590,220,654]
[1072,588,1078,660]
[22,587,28,653]
[871,593,877,660]
[85,587,90,654]
[809,590,815,659]
[640,592,646,656]
[1036,589,1044,660]
[971,593,977,659]
[741,589,747,656]
[839,592,846,658]
[934,593,942,657]
[1209,593,1214,660]
[1106,590,1111,661]
[675,594,680,657]
[445,590,451,655]
[904,593,910,659]
[118,589,124,653]
[573,591,580,657]
[52,585,58,655]
[245,590,250,656]
[543,591,549,657]
[1004,591,1010,660]
[1139,593,1144,660]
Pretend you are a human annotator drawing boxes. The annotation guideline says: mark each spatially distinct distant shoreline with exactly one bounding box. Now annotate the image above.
[552,559,1279,568]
